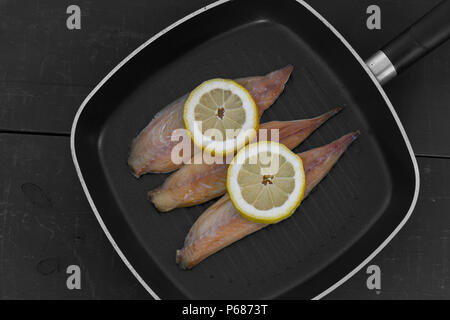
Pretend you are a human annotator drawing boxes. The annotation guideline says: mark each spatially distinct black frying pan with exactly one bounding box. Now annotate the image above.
[71,0,450,299]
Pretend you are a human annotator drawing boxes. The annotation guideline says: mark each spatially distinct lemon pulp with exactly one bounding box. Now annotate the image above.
[227,141,305,224]
[184,79,259,156]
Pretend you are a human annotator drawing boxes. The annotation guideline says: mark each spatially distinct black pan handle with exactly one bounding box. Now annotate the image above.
[366,0,450,85]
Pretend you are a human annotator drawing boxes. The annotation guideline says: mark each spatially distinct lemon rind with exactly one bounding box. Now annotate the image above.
[184,79,259,156]
[227,141,306,224]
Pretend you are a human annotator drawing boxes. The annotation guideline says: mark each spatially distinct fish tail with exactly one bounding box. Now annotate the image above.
[276,107,342,150]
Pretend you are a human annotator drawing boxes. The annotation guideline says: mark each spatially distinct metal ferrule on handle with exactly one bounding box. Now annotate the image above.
[366,0,450,85]
[366,51,397,85]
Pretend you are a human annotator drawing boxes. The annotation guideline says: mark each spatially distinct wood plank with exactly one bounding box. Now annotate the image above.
[329,156,450,299]
[0,0,211,85]
[1,132,450,298]
[312,0,450,157]
[0,82,89,134]
[0,133,148,299]
[1,0,449,157]
[0,0,211,133]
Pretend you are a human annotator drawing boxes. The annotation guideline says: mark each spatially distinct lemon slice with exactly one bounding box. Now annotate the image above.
[227,141,305,224]
[184,79,259,156]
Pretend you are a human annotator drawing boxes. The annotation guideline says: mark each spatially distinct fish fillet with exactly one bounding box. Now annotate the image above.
[176,131,360,269]
[128,65,294,175]
[149,108,342,212]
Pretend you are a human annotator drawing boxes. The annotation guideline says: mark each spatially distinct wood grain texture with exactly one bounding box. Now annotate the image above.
[0,133,148,299]
[329,156,450,299]
[1,134,450,299]
[0,0,449,299]
[0,0,448,156]
[0,0,211,134]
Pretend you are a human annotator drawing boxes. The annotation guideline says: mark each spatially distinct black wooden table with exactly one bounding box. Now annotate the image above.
[0,0,449,299]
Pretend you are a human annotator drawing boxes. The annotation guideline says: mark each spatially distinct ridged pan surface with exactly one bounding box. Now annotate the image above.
[73,0,417,299]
